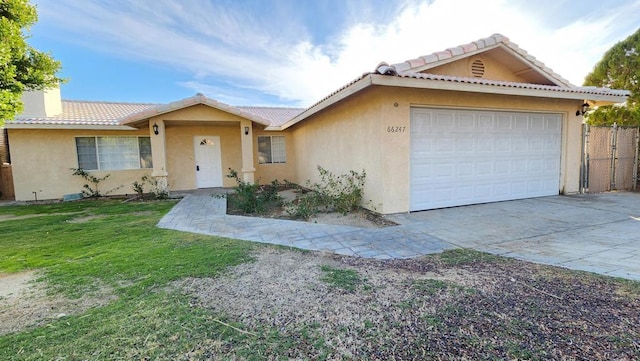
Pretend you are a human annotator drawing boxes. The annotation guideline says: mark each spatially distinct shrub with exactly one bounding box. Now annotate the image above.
[131,175,169,200]
[225,169,281,214]
[132,180,145,198]
[71,168,122,198]
[286,166,366,219]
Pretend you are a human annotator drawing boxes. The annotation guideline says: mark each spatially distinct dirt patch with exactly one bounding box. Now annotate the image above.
[0,272,117,336]
[0,271,37,301]
[308,209,397,228]
[177,249,487,332]
[65,211,153,224]
[65,214,107,223]
[0,212,83,223]
[175,247,640,360]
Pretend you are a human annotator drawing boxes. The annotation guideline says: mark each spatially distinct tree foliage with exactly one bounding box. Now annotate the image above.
[585,104,640,127]
[0,0,62,123]
[584,28,640,104]
[583,28,639,126]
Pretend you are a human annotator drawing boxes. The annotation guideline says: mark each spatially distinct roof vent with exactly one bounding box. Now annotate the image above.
[470,59,485,78]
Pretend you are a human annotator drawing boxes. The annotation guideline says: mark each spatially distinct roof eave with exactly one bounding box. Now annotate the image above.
[497,45,572,87]
[4,123,139,130]
[120,96,272,127]
[279,75,374,130]
[370,75,629,104]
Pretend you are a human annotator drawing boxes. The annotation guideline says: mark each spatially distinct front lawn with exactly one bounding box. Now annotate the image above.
[0,199,638,360]
[0,199,253,359]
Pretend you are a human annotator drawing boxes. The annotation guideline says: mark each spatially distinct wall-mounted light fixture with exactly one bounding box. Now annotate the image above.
[576,102,589,116]
[152,122,159,135]
[244,126,250,135]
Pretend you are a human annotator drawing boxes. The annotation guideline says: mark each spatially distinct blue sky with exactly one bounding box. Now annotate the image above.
[28,0,639,107]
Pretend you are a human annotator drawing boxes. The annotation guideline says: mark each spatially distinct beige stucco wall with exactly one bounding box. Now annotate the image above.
[8,128,152,201]
[428,55,529,83]
[8,104,299,200]
[291,85,584,214]
[290,87,387,212]
[164,123,242,190]
[148,104,296,189]
[149,105,247,190]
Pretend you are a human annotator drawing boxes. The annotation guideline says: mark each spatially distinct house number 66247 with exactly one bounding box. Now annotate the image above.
[387,126,406,133]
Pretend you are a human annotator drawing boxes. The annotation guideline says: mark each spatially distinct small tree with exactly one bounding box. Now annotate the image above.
[0,0,63,124]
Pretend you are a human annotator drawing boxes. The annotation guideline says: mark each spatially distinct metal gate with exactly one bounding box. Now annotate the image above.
[582,123,639,193]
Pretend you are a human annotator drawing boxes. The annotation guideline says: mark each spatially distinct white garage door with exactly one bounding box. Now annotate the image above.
[410,108,562,211]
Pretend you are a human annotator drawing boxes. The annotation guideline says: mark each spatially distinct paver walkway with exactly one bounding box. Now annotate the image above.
[158,191,640,281]
[158,191,455,259]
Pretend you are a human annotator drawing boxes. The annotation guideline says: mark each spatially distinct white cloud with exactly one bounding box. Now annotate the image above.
[35,0,639,106]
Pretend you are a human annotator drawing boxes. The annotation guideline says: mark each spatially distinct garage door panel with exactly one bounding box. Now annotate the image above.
[410,108,562,211]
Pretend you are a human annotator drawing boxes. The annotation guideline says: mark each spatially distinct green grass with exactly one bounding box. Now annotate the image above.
[434,248,505,265]
[411,278,477,296]
[2,200,638,360]
[0,199,254,359]
[320,265,364,291]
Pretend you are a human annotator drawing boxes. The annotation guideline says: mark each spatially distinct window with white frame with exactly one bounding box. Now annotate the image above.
[75,136,153,170]
[257,135,286,164]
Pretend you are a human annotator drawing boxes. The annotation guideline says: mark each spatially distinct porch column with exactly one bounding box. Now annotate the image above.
[240,119,256,183]
[149,119,169,192]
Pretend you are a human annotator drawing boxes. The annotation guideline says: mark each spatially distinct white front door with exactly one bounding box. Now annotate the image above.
[194,136,223,188]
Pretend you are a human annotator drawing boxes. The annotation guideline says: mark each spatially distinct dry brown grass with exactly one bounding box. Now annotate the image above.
[173,247,640,360]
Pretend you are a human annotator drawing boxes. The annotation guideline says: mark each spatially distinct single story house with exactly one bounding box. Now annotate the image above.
[3,34,629,213]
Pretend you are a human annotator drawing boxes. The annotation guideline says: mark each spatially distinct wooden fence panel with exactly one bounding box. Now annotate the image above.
[585,125,639,193]
[615,127,638,191]
[0,164,14,200]
[586,127,613,193]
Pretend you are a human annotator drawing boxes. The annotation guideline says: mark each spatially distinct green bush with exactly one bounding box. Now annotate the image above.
[225,169,281,214]
[287,166,366,219]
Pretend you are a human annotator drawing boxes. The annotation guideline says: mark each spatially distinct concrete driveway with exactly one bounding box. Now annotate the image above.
[159,191,640,281]
[389,192,640,280]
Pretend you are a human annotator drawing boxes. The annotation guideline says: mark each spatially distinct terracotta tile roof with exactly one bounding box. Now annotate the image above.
[237,106,304,127]
[118,94,302,127]
[11,100,157,126]
[392,33,574,87]
[378,70,631,97]
[281,53,629,130]
[9,96,303,128]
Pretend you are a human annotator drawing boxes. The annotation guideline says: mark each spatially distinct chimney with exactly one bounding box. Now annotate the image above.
[17,86,63,118]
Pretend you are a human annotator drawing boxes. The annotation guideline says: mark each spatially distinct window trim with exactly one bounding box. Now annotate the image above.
[75,136,153,171]
[257,135,287,164]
